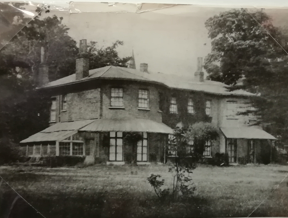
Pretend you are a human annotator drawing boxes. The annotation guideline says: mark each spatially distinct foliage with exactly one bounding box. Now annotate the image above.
[0,137,21,165]
[209,153,229,166]
[204,8,288,142]
[148,123,218,201]
[0,4,131,145]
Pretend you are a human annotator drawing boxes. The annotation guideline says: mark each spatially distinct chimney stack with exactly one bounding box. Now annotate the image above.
[127,50,136,69]
[140,63,148,73]
[38,46,49,86]
[76,39,89,80]
[194,57,204,82]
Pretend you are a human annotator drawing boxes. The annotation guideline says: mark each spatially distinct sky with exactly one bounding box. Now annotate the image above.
[4,2,288,77]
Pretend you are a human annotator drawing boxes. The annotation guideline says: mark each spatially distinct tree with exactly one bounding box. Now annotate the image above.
[204,8,288,142]
[148,122,219,201]
[0,4,131,144]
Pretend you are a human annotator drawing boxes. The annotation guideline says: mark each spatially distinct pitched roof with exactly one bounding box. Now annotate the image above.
[40,66,254,97]
[80,118,173,134]
[220,127,276,140]
[20,120,94,143]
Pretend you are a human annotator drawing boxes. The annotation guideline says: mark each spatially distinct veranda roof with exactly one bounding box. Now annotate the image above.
[220,127,276,140]
[20,120,94,143]
[20,131,76,143]
[80,119,173,134]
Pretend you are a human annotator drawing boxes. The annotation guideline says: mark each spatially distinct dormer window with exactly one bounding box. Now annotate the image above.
[61,94,67,111]
[187,98,194,114]
[205,100,211,117]
[138,89,149,109]
[169,97,178,114]
[111,88,124,107]
[50,97,57,122]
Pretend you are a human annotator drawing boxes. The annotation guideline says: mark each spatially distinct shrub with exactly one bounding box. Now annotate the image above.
[0,138,21,165]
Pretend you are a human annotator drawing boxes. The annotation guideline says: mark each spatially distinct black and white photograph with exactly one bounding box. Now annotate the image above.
[0,1,288,217]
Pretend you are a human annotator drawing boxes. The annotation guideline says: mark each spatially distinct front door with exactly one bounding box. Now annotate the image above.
[227,139,237,163]
[247,140,255,163]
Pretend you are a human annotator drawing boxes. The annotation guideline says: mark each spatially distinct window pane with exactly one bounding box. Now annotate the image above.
[137,146,142,153]
[117,139,123,146]
[143,154,147,161]
[142,147,147,154]
[110,132,116,137]
[143,139,147,146]
[116,153,123,161]
[110,139,115,146]
[117,145,123,153]
[143,132,147,138]
[117,132,123,137]
[109,153,115,160]
[59,142,70,156]
[137,154,142,161]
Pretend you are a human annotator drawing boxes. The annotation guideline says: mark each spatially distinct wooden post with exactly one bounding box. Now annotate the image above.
[70,142,73,156]
[56,141,59,156]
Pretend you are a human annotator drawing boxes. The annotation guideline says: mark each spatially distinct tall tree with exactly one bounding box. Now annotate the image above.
[0,4,131,143]
[204,8,288,142]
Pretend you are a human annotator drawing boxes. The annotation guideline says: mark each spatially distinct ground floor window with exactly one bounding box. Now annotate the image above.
[137,132,148,161]
[59,142,71,156]
[186,140,194,156]
[203,141,212,157]
[227,139,237,163]
[109,132,123,161]
[72,143,84,155]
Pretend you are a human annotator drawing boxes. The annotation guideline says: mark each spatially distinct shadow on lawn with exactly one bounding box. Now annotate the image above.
[0,172,210,218]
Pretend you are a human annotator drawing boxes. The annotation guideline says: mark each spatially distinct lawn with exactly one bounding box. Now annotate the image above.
[0,164,288,218]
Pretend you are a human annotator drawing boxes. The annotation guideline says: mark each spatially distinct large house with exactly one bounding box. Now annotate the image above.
[20,39,276,165]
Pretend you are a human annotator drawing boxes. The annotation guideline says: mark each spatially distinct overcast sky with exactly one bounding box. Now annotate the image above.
[29,3,288,77]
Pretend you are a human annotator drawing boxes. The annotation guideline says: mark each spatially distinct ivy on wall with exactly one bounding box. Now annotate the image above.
[160,89,212,128]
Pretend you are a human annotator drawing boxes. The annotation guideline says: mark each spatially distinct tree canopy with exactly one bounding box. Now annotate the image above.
[204,8,288,142]
[0,4,131,143]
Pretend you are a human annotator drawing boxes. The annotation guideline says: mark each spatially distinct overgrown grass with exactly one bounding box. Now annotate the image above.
[0,164,287,217]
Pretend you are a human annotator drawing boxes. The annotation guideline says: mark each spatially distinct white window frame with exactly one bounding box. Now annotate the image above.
[109,132,123,161]
[110,88,124,107]
[50,97,57,122]
[137,132,148,162]
[226,100,238,120]
[205,100,212,117]
[187,98,194,114]
[203,141,212,157]
[138,89,149,109]
[169,97,178,114]
[61,94,67,111]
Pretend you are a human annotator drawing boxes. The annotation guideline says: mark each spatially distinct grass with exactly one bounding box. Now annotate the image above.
[0,164,288,217]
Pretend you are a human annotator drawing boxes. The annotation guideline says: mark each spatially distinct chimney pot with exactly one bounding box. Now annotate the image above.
[194,57,204,82]
[140,63,148,73]
[76,39,89,80]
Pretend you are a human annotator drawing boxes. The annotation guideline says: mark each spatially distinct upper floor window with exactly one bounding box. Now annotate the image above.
[226,100,238,119]
[169,97,178,114]
[50,97,57,122]
[203,141,211,157]
[111,88,123,107]
[138,89,149,109]
[205,100,211,117]
[187,98,194,114]
[61,94,67,111]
